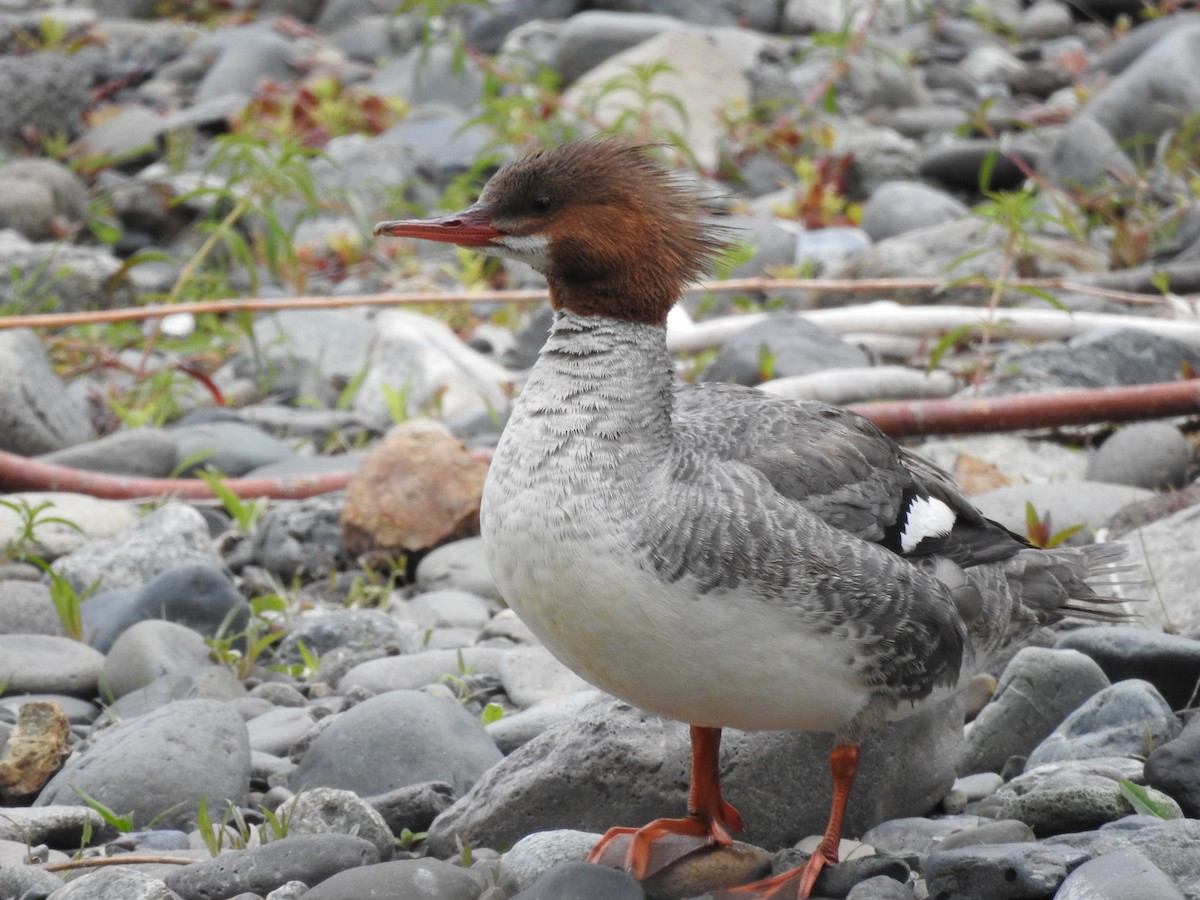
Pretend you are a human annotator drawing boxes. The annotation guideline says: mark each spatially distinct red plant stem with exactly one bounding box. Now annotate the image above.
[849,379,1200,437]
[1,381,1196,500]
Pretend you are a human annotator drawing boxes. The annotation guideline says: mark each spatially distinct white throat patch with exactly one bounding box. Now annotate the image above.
[492,234,551,270]
[899,496,956,552]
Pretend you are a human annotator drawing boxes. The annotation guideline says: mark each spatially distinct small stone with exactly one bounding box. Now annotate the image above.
[0,635,104,698]
[936,819,1033,852]
[45,865,175,899]
[1055,849,1186,900]
[99,619,215,699]
[503,830,599,890]
[290,690,502,798]
[510,860,644,900]
[340,426,488,559]
[367,781,456,835]
[0,329,92,456]
[861,180,969,242]
[1087,422,1189,490]
[1145,715,1200,818]
[1026,679,1180,768]
[645,843,774,897]
[276,787,394,861]
[500,646,592,708]
[924,842,1090,900]
[163,833,379,900]
[35,699,251,830]
[300,858,489,900]
[958,647,1110,776]
[414,537,500,601]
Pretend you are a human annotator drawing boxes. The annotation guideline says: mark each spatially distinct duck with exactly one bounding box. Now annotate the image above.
[374,138,1128,899]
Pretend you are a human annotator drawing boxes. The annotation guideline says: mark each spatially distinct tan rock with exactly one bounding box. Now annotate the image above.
[0,700,71,799]
[340,424,488,562]
[643,841,773,899]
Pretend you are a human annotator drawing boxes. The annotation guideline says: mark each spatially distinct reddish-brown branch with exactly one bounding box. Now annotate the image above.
[2,381,1196,500]
[849,380,1200,437]
[0,451,357,499]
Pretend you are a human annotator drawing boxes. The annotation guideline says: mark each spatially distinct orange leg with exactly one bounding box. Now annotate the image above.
[713,743,861,899]
[588,725,744,879]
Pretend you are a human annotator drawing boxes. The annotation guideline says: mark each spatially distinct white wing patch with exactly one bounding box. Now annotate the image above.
[899,496,956,552]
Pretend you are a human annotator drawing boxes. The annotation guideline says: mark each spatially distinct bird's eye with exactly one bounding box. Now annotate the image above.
[532,195,552,213]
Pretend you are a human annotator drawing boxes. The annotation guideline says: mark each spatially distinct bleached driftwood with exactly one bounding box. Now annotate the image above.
[758,367,960,404]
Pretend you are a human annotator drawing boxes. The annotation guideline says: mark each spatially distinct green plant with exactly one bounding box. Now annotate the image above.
[232,77,409,148]
[480,702,504,725]
[1023,502,1085,549]
[198,469,268,535]
[207,594,289,679]
[1119,779,1176,819]
[71,787,134,833]
[396,827,428,850]
[0,499,81,565]
[439,649,481,706]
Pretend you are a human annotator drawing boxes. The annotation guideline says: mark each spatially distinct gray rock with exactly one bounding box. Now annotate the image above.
[277,788,394,861]
[1027,679,1180,768]
[1016,0,1074,40]
[338,647,506,694]
[1085,24,1200,165]
[0,178,57,240]
[970,481,1154,541]
[550,10,687,85]
[0,492,141,561]
[80,560,249,654]
[959,647,1110,776]
[290,690,502,798]
[1055,627,1200,712]
[936,819,1033,852]
[53,503,218,595]
[46,866,173,899]
[366,781,455,835]
[1056,849,1186,900]
[377,104,492,179]
[401,589,492,631]
[1046,817,1200,895]
[0,805,110,847]
[301,858,489,900]
[0,53,88,147]
[0,230,134,314]
[0,580,60,635]
[70,105,166,168]
[246,706,319,756]
[253,309,373,384]
[503,830,600,890]
[37,429,179,478]
[371,42,485,110]
[917,138,1037,191]
[35,699,251,830]
[1086,12,1200,77]
[0,861,63,899]
[277,608,419,665]
[1144,715,1200,817]
[511,860,644,900]
[244,493,352,582]
[499,646,592,708]
[1086,423,1189,490]
[427,695,961,857]
[1001,778,1179,836]
[0,329,92,456]
[192,23,301,103]
[486,690,604,753]
[163,833,378,900]
[982,328,1200,396]
[1105,503,1200,632]
[1041,114,1138,194]
[861,181,969,242]
[415,537,500,601]
[924,842,1091,900]
[0,634,104,698]
[102,668,246,722]
[353,310,510,428]
[169,421,296,477]
[100,619,216,699]
[847,875,918,900]
[699,311,870,386]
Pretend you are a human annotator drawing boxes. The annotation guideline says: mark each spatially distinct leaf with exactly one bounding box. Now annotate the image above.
[71,786,134,832]
[481,702,504,725]
[1119,779,1176,819]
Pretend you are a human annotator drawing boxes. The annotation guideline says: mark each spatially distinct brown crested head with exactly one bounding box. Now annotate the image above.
[374,139,730,326]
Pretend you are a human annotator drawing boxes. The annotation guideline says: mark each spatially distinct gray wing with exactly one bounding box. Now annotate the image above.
[674,382,1029,567]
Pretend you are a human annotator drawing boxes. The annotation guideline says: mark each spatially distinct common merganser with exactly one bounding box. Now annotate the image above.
[374,139,1127,899]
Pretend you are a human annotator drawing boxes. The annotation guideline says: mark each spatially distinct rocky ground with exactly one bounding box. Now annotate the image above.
[2,0,1200,898]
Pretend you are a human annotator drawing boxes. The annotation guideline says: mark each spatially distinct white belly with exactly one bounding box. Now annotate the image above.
[482,499,871,734]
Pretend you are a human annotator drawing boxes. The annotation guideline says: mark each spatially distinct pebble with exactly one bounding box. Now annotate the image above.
[289,689,502,798]
[1087,422,1190,490]
[300,858,490,900]
[277,787,395,860]
[0,635,104,698]
[98,618,216,699]
[35,698,251,830]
